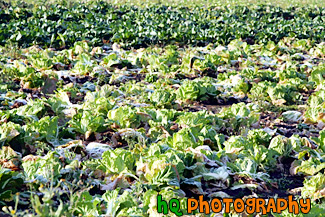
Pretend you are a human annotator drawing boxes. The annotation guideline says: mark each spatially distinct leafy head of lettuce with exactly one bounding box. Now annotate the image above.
[304,90,325,124]
[233,157,258,174]
[239,144,278,172]
[72,53,95,75]
[268,135,293,157]
[136,150,187,190]
[176,78,218,101]
[72,41,91,55]
[83,94,115,117]
[301,172,325,200]
[69,110,106,140]
[176,79,206,101]
[176,110,221,128]
[218,102,260,132]
[149,88,176,108]
[172,127,201,150]
[247,129,272,146]
[16,99,46,121]
[295,155,325,176]
[249,81,273,101]
[103,188,140,217]
[267,84,301,105]
[22,151,62,184]
[72,191,102,217]
[176,77,218,102]
[107,106,142,129]
[99,148,136,175]
[223,136,252,154]
[309,64,325,86]
[0,121,21,145]
[23,116,60,147]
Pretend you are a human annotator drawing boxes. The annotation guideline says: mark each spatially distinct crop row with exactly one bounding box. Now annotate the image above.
[1,37,325,215]
[0,1,324,48]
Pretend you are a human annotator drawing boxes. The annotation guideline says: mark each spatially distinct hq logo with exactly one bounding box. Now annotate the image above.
[157,195,311,216]
[157,195,183,216]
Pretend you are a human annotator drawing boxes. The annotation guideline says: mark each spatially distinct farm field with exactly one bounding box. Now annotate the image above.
[0,0,325,216]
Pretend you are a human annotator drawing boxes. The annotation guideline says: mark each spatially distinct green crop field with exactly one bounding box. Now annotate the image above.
[2,0,325,7]
[0,0,325,216]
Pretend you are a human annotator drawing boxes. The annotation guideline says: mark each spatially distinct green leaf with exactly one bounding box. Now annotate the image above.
[100,149,136,174]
